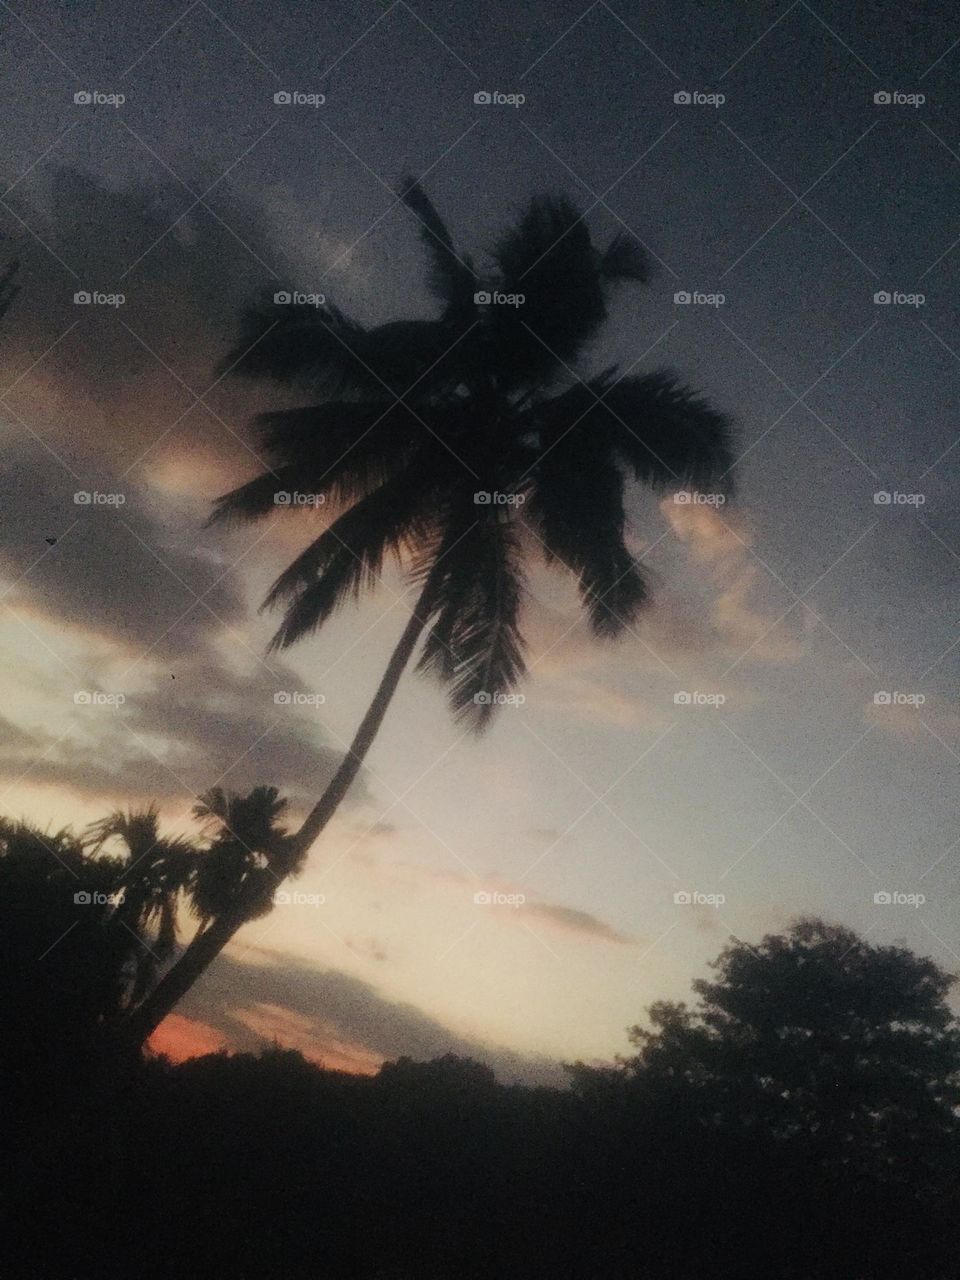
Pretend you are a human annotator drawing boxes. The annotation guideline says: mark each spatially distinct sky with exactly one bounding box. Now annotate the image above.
[0,0,958,1082]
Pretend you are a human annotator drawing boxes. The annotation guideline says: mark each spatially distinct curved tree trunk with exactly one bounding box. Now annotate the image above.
[123,576,440,1049]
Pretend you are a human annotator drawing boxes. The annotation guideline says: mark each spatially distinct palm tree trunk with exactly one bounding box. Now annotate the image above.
[123,576,439,1049]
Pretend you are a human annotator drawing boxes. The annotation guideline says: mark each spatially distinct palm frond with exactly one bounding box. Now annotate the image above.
[217,294,381,396]
[600,232,650,282]
[265,463,437,650]
[398,177,476,314]
[487,194,608,386]
[208,467,305,527]
[602,371,735,494]
[528,412,648,636]
[418,511,526,730]
[209,400,426,527]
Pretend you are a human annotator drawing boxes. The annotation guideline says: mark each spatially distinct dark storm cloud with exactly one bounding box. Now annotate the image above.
[0,164,298,474]
[0,648,347,811]
[180,948,568,1088]
[0,435,245,656]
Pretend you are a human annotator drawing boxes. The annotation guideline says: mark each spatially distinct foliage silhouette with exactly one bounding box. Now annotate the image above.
[129,185,735,1042]
[4,900,960,1279]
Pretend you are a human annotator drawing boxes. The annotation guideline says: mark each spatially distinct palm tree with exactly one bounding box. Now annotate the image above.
[122,786,296,1046]
[123,182,734,1046]
[84,805,197,1002]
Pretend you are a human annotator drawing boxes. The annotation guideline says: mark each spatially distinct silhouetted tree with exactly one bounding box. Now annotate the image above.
[123,786,297,1045]
[85,805,197,1001]
[569,919,960,1278]
[129,183,734,1041]
[5,910,960,1278]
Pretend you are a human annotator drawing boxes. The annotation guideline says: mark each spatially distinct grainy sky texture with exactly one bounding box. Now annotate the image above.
[0,0,957,1079]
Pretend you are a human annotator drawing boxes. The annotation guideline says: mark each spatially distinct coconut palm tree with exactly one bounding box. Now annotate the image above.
[123,182,734,1046]
[122,786,296,1046]
[84,806,198,1002]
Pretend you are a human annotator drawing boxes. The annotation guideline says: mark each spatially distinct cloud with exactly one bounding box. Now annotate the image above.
[357,855,635,948]
[0,648,348,812]
[148,1012,228,1062]
[0,435,245,659]
[662,499,807,665]
[521,901,631,945]
[175,949,568,1087]
[535,673,667,729]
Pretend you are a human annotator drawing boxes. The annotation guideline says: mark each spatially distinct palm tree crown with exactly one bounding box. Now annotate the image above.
[189,785,298,924]
[213,181,733,728]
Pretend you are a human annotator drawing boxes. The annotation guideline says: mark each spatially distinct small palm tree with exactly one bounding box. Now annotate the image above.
[122,786,295,1046]
[85,806,197,1001]
[124,183,733,1045]
[189,785,299,924]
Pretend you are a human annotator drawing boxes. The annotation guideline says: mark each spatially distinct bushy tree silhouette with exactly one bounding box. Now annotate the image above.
[7,913,960,1279]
